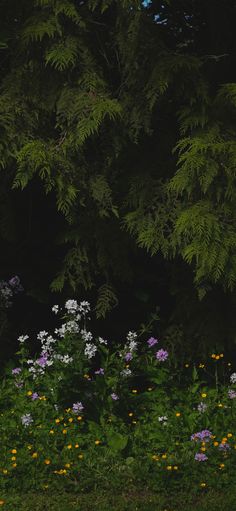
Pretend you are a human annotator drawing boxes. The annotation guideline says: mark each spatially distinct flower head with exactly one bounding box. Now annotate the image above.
[147,337,158,347]
[12,367,21,375]
[111,393,119,400]
[95,368,104,375]
[72,401,84,413]
[155,349,168,362]
[21,413,33,427]
[195,453,208,461]
[228,389,236,399]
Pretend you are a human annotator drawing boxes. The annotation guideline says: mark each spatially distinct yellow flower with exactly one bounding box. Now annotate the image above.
[220,354,224,358]
[200,447,206,452]
[12,463,17,468]
[11,456,16,461]
[200,482,206,488]
[132,389,137,394]
[32,452,38,458]
[128,412,133,417]
[222,437,227,443]
[78,454,83,459]
[218,403,223,408]
[152,455,159,461]
[11,449,17,454]
[132,420,137,424]
[62,429,67,434]
[67,444,72,449]
[175,412,181,417]
[27,391,32,396]
[219,463,225,469]
[201,393,207,398]
[68,418,73,423]
[227,433,233,438]
[77,416,82,421]
[44,459,51,465]
[75,444,79,448]
[173,466,178,470]
[215,355,220,360]
[55,419,60,424]
[2,470,8,475]
[228,362,231,366]
[65,463,71,468]
[166,465,172,470]
[161,454,167,459]
[95,440,101,445]
[211,354,216,359]
[65,408,71,413]
[199,363,205,368]
[214,441,219,447]
[147,387,153,391]
[185,363,189,368]
[0,500,5,505]
[49,430,54,435]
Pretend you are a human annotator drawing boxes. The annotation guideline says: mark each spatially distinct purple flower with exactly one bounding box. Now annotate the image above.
[195,453,208,462]
[219,442,230,451]
[95,368,104,375]
[72,401,84,413]
[124,352,132,362]
[36,354,48,367]
[155,349,168,362]
[21,413,33,427]
[111,393,119,400]
[15,381,23,389]
[12,367,21,375]
[147,337,158,347]
[31,392,39,400]
[228,389,236,399]
[191,430,212,441]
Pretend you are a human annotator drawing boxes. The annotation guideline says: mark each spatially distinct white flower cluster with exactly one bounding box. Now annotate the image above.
[230,373,236,384]
[54,354,73,364]
[158,415,168,425]
[98,336,108,345]
[81,329,93,342]
[125,331,138,353]
[84,343,97,359]
[18,334,29,344]
[120,368,132,377]
[55,320,80,338]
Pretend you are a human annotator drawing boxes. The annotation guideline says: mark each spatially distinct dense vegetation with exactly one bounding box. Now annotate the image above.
[1,0,236,361]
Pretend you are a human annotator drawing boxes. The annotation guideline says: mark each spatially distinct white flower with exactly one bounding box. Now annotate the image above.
[158,416,168,424]
[128,340,138,352]
[98,336,108,345]
[120,368,132,377]
[18,334,29,344]
[21,413,33,426]
[26,359,34,365]
[37,331,48,341]
[78,300,90,315]
[230,373,236,384]
[55,320,79,338]
[126,331,137,342]
[84,343,97,359]
[52,305,59,314]
[65,299,79,314]
[81,329,93,342]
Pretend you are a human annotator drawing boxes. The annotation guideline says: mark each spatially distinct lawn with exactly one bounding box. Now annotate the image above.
[1,491,236,511]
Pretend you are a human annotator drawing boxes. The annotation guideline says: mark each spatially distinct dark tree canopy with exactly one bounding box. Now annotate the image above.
[1,0,236,359]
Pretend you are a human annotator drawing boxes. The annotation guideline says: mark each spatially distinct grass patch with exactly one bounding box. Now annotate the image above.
[1,490,236,511]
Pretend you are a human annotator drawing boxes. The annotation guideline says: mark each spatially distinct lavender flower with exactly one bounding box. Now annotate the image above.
[147,337,158,347]
[31,392,39,400]
[36,354,48,368]
[95,368,104,375]
[191,430,212,441]
[111,393,119,400]
[124,352,133,362]
[155,349,168,362]
[72,401,84,413]
[219,442,230,451]
[21,413,33,427]
[195,453,208,461]
[12,367,21,375]
[228,389,236,399]
[15,381,23,389]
